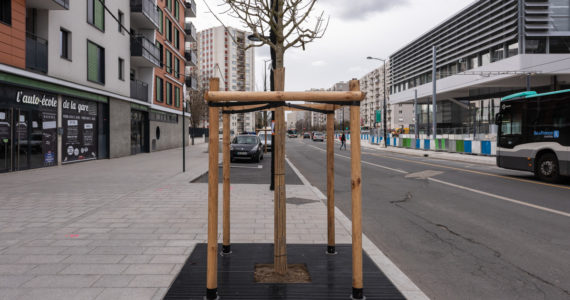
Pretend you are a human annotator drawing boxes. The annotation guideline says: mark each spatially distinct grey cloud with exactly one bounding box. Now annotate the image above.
[320,0,410,20]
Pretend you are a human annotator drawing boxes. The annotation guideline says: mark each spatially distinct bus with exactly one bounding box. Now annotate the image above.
[496,90,570,182]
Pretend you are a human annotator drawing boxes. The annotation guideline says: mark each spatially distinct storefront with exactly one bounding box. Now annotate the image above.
[0,86,58,172]
[130,104,149,155]
[0,78,109,173]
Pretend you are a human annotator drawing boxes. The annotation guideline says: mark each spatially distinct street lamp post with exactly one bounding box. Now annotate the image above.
[182,101,186,173]
[367,57,387,148]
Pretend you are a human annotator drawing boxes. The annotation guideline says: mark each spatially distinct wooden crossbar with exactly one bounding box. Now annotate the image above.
[205,91,365,102]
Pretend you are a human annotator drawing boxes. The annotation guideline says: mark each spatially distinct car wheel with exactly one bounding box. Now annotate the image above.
[535,153,561,183]
[254,153,261,163]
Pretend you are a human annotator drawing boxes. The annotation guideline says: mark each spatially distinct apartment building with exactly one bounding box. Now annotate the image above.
[0,0,195,173]
[197,26,256,134]
[389,0,570,136]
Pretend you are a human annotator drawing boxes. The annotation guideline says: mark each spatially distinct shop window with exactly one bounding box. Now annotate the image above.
[156,76,163,102]
[481,52,490,66]
[468,55,478,69]
[166,82,173,105]
[0,0,11,25]
[118,58,124,81]
[549,37,570,53]
[526,38,546,53]
[87,41,105,84]
[87,0,105,31]
[175,87,180,107]
[491,47,504,62]
[60,28,71,60]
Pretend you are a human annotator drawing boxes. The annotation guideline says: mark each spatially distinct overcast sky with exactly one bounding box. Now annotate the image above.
[193,0,475,91]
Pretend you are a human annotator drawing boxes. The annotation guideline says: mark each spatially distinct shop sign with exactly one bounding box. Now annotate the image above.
[0,86,57,111]
[16,91,57,108]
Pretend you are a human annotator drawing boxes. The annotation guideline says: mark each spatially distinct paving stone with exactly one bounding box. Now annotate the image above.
[61,255,124,264]
[123,264,174,275]
[60,264,128,275]
[17,255,69,264]
[18,288,104,300]
[22,275,100,288]
[0,275,35,287]
[92,275,135,288]
[128,275,173,288]
[27,264,68,275]
[94,288,157,300]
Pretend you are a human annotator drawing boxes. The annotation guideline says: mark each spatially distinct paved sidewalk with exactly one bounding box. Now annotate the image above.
[0,144,363,300]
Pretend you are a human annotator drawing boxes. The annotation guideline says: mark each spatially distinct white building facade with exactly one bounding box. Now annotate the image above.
[197,26,256,133]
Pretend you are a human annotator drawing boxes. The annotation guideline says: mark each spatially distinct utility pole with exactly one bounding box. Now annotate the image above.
[269,0,276,191]
[382,62,387,148]
[414,89,418,139]
[182,101,186,172]
[432,46,437,140]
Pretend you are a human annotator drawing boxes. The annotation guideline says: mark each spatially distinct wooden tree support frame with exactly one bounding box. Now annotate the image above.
[205,72,365,300]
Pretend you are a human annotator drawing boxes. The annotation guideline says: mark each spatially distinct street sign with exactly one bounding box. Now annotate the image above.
[375,110,382,123]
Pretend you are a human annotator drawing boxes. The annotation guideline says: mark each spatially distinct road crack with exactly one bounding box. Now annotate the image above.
[390,192,413,204]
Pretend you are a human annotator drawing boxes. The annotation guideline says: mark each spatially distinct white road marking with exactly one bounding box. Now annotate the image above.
[285,157,429,300]
[298,140,570,218]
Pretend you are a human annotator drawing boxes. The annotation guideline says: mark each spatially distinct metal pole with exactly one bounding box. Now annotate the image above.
[383,62,387,148]
[182,102,186,173]
[526,73,531,91]
[269,0,276,191]
[432,46,437,140]
[414,89,418,139]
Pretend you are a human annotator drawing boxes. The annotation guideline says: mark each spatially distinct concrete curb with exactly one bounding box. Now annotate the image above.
[285,157,430,300]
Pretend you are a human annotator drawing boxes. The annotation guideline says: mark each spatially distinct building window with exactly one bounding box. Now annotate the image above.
[158,8,163,34]
[118,58,124,81]
[118,10,124,33]
[87,41,105,84]
[175,87,180,107]
[166,18,172,43]
[0,0,11,25]
[87,0,105,31]
[526,38,546,54]
[507,42,519,57]
[166,82,172,105]
[549,37,570,53]
[175,57,180,77]
[60,28,71,60]
[156,77,164,102]
[174,28,179,49]
[166,50,172,73]
[174,1,179,20]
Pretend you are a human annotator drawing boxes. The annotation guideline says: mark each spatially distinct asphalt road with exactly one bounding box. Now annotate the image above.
[285,138,570,300]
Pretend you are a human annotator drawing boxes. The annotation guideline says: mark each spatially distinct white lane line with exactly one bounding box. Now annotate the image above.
[285,157,430,300]
[300,141,570,218]
[429,178,570,218]
[304,143,408,174]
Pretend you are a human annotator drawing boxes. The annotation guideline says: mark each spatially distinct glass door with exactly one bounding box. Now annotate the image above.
[14,109,31,171]
[0,107,11,172]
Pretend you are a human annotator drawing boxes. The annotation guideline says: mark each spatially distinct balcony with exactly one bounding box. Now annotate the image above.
[26,33,48,74]
[184,48,197,66]
[184,21,197,42]
[130,0,160,30]
[185,0,196,18]
[130,36,161,68]
[26,0,68,10]
[185,75,198,90]
[131,79,149,102]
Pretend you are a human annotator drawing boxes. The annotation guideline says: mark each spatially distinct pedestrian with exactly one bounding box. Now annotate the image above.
[340,133,346,150]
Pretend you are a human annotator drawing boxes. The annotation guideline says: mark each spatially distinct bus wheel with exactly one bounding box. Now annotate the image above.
[536,153,561,183]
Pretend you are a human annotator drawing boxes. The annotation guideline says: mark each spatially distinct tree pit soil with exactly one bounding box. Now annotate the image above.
[254,264,312,283]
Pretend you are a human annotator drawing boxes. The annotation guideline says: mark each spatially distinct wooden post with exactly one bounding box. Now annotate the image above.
[222,113,231,254]
[273,68,287,275]
[206,78,220,300]
[349,79,364,300]
[326,112,336,254]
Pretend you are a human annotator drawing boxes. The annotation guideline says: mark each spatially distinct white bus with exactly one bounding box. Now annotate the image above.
[496,90,570,182]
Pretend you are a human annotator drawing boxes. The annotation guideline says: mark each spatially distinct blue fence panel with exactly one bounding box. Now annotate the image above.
[393,138,397,146]
[415,139,420,149]
[386,138,390,146]
[464,140,472,153]
[424,140,430,150]
[481,141,491,155]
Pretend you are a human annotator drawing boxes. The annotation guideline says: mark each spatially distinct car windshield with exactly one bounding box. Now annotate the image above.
[234,136,257,144]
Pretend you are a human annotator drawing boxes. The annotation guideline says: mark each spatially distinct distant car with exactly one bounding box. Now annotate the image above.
[287,130,298,138]
[303,132,311,139]
[258,132,272,151]
[230,135,264,162]
[312,132,324,142]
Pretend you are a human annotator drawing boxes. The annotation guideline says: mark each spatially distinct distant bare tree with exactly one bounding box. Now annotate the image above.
[188,88,208,145]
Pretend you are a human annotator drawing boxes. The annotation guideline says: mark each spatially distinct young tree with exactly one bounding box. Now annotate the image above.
[188,88,208,145]
[221,0,328,70]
